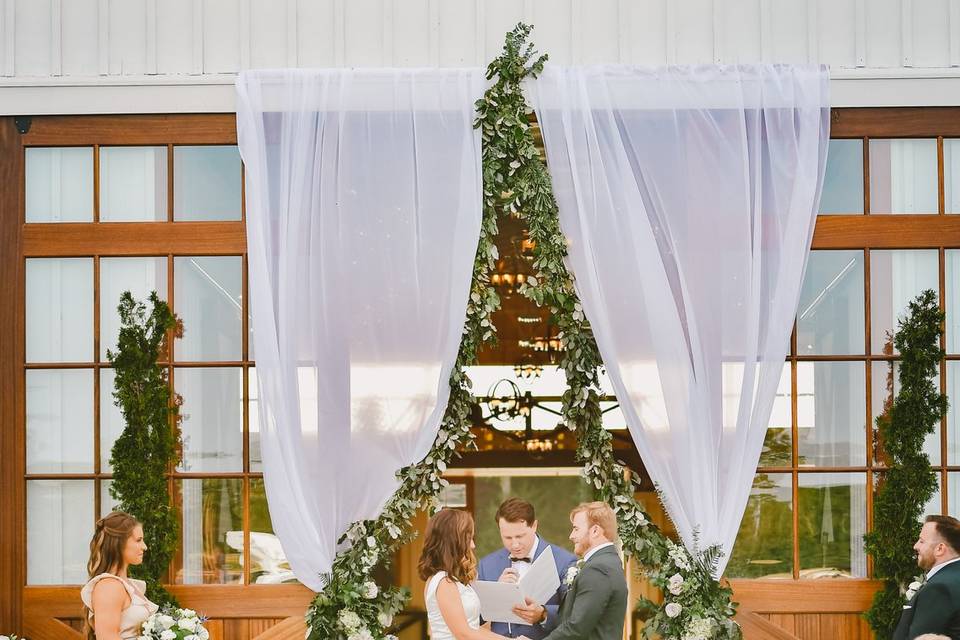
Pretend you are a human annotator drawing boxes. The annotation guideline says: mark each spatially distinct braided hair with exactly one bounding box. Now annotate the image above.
[83,511,141,639]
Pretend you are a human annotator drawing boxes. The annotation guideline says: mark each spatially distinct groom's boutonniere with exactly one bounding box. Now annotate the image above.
[905,575,926,603]
[564,560,584,587]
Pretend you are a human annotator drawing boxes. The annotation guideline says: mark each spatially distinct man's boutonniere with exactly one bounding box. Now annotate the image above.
[564,560,584,587]
[905,576,925,602]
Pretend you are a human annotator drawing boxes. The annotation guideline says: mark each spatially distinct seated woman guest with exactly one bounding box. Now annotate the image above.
[80,511,158,640]
[418,509,506,640]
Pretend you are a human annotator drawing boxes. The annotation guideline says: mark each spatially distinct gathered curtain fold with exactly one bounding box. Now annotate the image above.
[236,68,485,589]
[530,64,830,574]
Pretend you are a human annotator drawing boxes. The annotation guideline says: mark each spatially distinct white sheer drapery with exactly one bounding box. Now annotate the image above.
[236,69,484,589]
[530,64,829,574]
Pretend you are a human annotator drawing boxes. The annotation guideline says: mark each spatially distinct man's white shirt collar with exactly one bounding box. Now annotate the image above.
[583,541,614,563]
[926,555,960,580]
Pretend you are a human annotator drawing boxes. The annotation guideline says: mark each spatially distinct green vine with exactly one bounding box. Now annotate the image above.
[476,23,741,640]
[107,291,183,607]
[864,289,948,639]
[303,57,504,640]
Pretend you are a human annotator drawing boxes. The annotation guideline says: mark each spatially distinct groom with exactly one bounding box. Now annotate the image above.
[477,498,578,639]
[512,501,628,640]
[894,515,960,640]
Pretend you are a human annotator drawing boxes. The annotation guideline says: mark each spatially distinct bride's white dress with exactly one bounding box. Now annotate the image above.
[425,571,481,640]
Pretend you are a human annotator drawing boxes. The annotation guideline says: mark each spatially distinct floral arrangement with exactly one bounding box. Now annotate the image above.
[138,607,209,640]
[0,634,25,640]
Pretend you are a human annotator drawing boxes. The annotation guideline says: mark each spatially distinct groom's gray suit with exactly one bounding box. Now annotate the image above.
[541,545,627,640]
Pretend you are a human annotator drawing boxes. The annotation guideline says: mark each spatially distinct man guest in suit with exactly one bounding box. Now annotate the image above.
[512,501,628,640]
[894,515,960,640]
[476,497,578,639]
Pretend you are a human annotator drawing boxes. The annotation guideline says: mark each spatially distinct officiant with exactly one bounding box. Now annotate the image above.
[477,498,578,639]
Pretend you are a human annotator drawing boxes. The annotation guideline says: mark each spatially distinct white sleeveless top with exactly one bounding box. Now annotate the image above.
[81,573,159,640]
[425,571,481,640]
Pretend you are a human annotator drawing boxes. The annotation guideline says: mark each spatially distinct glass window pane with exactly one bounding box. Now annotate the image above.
[943,139,960,213]
[820,139,864,214]
[797,251,865,356]
[249,366,261,472]
[100,257,168,361]
[100,479,122,519]
[26,258,93,363]
[174,146,242,221]
[727,473,793,578]
[874,360,941,465]
[869,139,938,214]
[100,146,168,221]
[798,473,867,578]
[870,250,939,355]
[26,369,94,473]
[759,364,792,467]
[948,362,960,465]
[249,479,298,584]
[174,256,242,361]
[947,250,960,354]
[176,367,243,472]
[948,472,960,517]
[25,147,93,222]
[27,480,94,584]
[176,478,243,584]
[100,367,123,472]
[926,474,943,519]
[797,362,866,467]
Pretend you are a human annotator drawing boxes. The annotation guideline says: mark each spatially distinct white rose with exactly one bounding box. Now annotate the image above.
[378,611,394,627]
[1,635,10,640]
[363,581,379,599]
[366,536,377,548]
[161,630,177,640]
[668,573,685,595]
[181,608,197,618]
[185,636,199,640]
[197,628,209,640]
[665,602,682,618]
[158,614,176,630]
[179,617,197,631]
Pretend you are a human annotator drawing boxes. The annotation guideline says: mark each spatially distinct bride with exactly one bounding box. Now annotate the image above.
[417,509,506,640]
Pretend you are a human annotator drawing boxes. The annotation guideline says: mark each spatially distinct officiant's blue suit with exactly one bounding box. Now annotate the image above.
[477,539,578,639]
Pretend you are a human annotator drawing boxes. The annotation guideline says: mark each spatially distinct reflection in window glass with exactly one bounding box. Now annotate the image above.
[727,473,793,578]
[176,367,243,473]
[798,473,867,578]
[869,250,938,355]
[100,479,122,519]
[26,258,94,363]
[99,146,168,221]
[946,250,960,354]
[757,365,792,467]
[249,479,299,584]
[174,256,242,361]
[873,361,941,465]
[25,147,94,222]
[26,369,94,474]
[100,257,168,360]
[27,480,94,584]
[249,366,261,472]
[943,139,960,213]
[176,478,243,584]
[174,146,242,221]
[100,368,124,472]
[797,251,864,356]
[820,140,863,214]
[869,139,938,214]
[797,362,866,467]
[948,362,960,465]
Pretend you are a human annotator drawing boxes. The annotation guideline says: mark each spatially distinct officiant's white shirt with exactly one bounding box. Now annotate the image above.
[511,536,540,580]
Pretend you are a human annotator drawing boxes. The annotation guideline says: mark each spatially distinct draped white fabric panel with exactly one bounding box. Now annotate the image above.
[236,69,484,589]
[530,65,830,574]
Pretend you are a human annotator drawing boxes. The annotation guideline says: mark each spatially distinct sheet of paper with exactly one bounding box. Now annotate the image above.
[472,579,526,624]
[518,546,561,605]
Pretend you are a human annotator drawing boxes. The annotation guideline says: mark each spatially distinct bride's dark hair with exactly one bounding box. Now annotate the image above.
[417,509,477,584]
[83,511,141,640]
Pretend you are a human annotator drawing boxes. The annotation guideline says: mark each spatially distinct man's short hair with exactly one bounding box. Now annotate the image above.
[926,515,960,553]
[570,501,619,541]
[496,497,536,525]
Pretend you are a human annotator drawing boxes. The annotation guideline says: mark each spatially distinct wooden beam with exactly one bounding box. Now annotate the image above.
[729,579,881,614]
[251,616,308,640]
[22,616,83,640]
[20,114,237,146]
[0,117,25,633]
[811,214,960,249]
[832,107,960,138]
[23,222,247,256]
[733,608,801,640]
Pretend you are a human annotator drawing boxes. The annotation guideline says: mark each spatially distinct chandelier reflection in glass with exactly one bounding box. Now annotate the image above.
[485,378,557,452]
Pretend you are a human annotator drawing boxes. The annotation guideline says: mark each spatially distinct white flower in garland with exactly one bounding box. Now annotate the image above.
[347,628,374,640]
[665,602,683,618]
[363,581,379,599]
[378,611,394,627]
[667,573,685,596]
[339,610,363,633]
[667,541,692,572]
[682,617,714,640]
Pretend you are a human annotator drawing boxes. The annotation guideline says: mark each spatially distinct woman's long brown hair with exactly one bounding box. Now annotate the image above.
[82,511,141,640]
[417,508,477,585]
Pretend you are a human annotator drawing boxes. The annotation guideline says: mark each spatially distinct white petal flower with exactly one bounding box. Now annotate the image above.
[160,630,177,640]
[363,581,379,599]
[665,602,682,618]
[378,612,394,627]
[181,608,197,618]
[179,617,197,631]
[158,615,176,630]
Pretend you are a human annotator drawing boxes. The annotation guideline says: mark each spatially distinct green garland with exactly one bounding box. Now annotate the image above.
[107,291,182,607]
[864,289,948,639]
[480,23,741,640]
